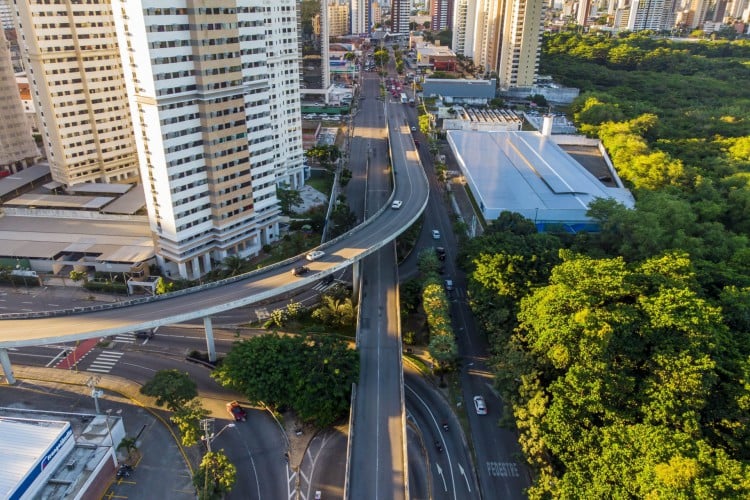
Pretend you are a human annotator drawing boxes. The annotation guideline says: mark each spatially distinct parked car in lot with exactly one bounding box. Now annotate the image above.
[292,265,310,276]
[473,395,487,415]
[391,200,403,209]
[306,250,325,261]
[226,401,247,421]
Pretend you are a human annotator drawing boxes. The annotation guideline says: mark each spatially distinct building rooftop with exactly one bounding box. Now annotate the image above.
[65,183,133,195]
[0,215,154,263]
[447,130,634,225]
[100,185,146,215]
[0,417,70,499]
[5,193,115,210]
[416,45,455,57]
[423,79,496,99]
[0,163,51,200]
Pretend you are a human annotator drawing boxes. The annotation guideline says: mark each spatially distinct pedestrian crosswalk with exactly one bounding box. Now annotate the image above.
[112,332,136,344]
[86,350,124,374]
[311,281,331,292]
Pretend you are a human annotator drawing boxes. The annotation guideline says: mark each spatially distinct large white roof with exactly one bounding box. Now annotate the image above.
[0,418,69,499]
[447,130,634,224]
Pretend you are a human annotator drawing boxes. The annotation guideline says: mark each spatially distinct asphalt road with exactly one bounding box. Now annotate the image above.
[404,102,532,498]
[348,75,413,496]
[404,370,478,500]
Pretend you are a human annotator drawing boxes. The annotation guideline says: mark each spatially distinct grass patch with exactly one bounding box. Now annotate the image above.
[307,171,334,198]
[461,183,488,230]
[403,353,431,375]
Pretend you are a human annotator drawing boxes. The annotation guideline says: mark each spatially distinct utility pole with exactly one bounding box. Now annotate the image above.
[200,418,214,499]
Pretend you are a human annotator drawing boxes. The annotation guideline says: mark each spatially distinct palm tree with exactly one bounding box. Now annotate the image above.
[312,296,356,327]
[222,255,245,277]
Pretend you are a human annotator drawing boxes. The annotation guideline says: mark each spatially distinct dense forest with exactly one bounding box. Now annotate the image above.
[460,32,750,498]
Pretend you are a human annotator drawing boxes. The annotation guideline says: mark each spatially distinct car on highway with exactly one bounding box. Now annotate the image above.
[435,247,446,260]
[444,279,454,291]
[391,200,403,209]
[306,250,325,261]
[226,401,247,421]
[411,126,417,132]
[473,395,487,415]
[432,229,441,240]
[292,265,310,276]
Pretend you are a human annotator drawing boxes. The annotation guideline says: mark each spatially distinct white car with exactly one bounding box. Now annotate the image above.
[391,200,403,209]
[432,229,441,240]
[306,250,325,261]
[473,396,487,415]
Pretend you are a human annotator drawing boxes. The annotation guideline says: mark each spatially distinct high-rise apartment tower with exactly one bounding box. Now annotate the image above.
[453,0,545,88]
[0,26,38,173]
[111,0,305,279]
[12,0,140,186]
[391,0,411,33]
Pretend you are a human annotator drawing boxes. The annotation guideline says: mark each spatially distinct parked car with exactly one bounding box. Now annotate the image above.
[226,401,247,421]
[432,229,441,240]
[391,200,403,209]
[292,266,310,276]
[473,396,487,415]
[306,250,325,261]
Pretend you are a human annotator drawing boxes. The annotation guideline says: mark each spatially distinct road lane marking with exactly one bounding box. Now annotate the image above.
[486,461,520,478]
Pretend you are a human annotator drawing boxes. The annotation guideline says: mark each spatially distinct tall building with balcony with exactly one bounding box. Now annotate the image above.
[391,0,411,33]
[12,1,140,186]
[329,1,351,36]
[0,27,38,173]
[452,0,480,58]
[431,0,454,30]
[111,0,304,279]
[627,0,671,30]
[498,0,545,88]
[453,0,545,86]
[0,0,14,30]
[352,0,371,34]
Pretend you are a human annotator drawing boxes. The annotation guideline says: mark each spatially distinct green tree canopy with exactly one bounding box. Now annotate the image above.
[212,334,359,427]
[193,450,237,500]
[140,369,198,412]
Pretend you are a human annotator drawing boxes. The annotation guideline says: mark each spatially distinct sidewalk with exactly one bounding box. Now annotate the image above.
[291,184,329,214]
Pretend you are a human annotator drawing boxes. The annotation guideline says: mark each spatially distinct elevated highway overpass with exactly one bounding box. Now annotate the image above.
[0,109,429,384]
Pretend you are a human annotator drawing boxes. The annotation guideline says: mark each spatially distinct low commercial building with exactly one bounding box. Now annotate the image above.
[447,125,634,232]
[0,166,154,277]
[0,412,124,500]
[415,44,457,72]
[422,79,497,106]
[440,106,522,132]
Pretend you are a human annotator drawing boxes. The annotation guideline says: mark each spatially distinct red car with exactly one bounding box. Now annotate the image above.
[226,401,247,422]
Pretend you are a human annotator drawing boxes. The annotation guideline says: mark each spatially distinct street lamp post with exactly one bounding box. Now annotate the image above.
[199,419,235,499]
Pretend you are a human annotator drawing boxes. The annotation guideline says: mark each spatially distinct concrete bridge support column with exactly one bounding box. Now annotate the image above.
[0,348,16,385]
[204,316,217,363]
[352,260,360,301]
